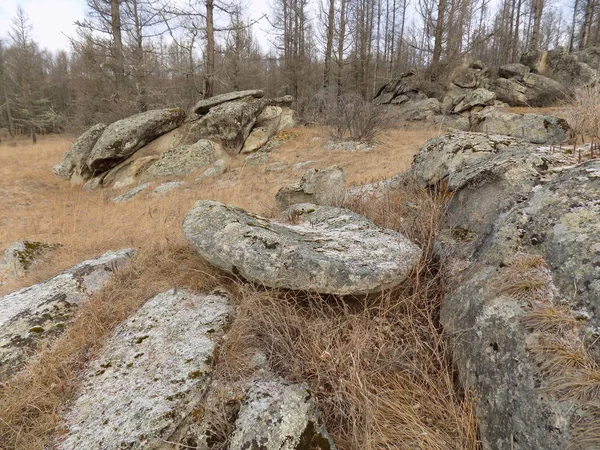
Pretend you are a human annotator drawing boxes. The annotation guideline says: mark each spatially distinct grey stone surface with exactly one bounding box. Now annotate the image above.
[396,98,441,121]
[275,166,346,210]
[244,151,270,166]
[463,109,573,144]
[192,90,264,115]
[142,139,223,180]
[373,72,420,105]
[53,123,106,182]
[491,73,567,107]
[57,289,233,450]
[87,109,186,175]
[453,88,496,113]
[411,129,573,250]
[197,159,228,181]
[0,241,59,281]
[111,182,151,203]
[0,249,135,380]
[182,201,422,295]
[151,181,183,196]
[323,140,374,152]
[184,98,266,153]
[230,380,336,450]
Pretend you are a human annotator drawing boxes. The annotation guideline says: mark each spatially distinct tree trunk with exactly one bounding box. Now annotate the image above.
[323,0,335,88]
[580,0,594,49]
[110,0,125,84]
[204,0,215,98]
[432,0,447,68]
[337,0,347,97]
[529,0,544,51]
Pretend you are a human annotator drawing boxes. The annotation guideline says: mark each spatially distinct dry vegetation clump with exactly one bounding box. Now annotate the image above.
[561,86,600,143]
[217,180,479,450]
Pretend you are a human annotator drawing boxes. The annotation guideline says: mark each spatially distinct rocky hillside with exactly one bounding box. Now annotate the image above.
[0,90,599,450]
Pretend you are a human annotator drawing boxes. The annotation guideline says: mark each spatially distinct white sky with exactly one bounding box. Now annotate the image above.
[0,0,273,52]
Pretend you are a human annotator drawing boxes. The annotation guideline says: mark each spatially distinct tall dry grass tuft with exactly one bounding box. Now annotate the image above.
[219,180,479,450]
[0,244,228,450]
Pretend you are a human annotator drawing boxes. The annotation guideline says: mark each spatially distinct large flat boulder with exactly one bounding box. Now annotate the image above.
[491,72,567,106]
[87,108,186,175]
[183,99,265,154]
[230,380,336,450]
[463,109,572,144]
[275,166,346,210]
[182,201,422,295]
[53,123,106,182]
[0,249,135,381]
[396,98,441,121]
[142,139,224,180]
[453,88,496,113]
[56,289,233,450]
[192,90,264,115]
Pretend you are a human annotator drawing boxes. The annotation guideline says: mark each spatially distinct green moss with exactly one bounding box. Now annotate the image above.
[29,326,45,333]
[135,335,149,344]
[13,241,57,271]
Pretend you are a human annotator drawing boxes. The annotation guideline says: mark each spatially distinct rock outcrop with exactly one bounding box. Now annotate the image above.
[142,139,224,180]
[408,129,600,449]
[230,380,336,450]
[275,166,346,210]
[57,289,233,450]
[182,98,266,154]
[87,108,186,176]
[183,201,422,296]
[0,249,134,380]
[55,91,297,189]
[521,48,599,88]
[53,123,106,181]
[457,109,573,144]
[491,63,568,106]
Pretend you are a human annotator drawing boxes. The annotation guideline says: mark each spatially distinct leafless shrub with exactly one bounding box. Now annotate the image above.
[562,86,600,142]
[311,89,394,143]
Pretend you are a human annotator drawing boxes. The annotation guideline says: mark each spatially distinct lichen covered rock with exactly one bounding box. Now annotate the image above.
[182,201,422,295]
[0,249,135,380]
[276,166,346,210]
[230,380,336,450]
[0,241,59,281]
[57,289,233,450]
[53,123,106,182]
[87,108,186,175]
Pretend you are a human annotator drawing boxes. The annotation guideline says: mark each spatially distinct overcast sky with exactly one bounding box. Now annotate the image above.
[0,0,274,52]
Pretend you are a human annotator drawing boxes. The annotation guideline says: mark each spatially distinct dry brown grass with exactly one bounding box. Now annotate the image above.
[217,180,479,450]
[0,125,476,450]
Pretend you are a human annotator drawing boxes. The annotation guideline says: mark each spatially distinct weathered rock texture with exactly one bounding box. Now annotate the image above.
[276,166,346,210]
[53,123,106,181]
[183,98,266,153]
[411,129,573,251]
[409,130,600,449]
[87,108,186,175]
[192,89,264,115]
[458,109,573,144]
[57,289,233,450]
[183,201,422,295]
[491,63,568,106]
[142,139,224,179]
[0,249,134,380]
[230,380,336,450]
[0,241,59,281]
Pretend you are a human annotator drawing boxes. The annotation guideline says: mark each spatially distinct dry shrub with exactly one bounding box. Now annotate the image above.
[312,89,394,143]
[0,244,228,450]
[562,86,600,142]
[219,180,479,450]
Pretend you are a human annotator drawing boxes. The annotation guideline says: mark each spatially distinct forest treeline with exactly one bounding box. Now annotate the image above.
[0,0,597,136]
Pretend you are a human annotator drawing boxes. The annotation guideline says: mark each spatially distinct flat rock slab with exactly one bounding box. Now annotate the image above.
[57,289,233,450]
[0,249,135,380]
[112,183,151,203]
[192,89,264,115]
[183,201,422,295]
[87,108,186,175]
[230,380,336,450]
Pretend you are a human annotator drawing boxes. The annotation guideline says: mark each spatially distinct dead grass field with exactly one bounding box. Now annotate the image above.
[0,124,482,450]
[0,124,439,294]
